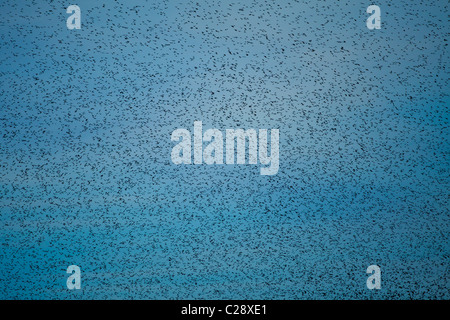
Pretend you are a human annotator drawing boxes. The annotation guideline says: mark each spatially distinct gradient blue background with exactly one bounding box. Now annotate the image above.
[0,0,448,299]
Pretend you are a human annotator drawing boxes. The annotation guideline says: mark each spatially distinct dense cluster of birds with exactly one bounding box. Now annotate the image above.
[0,0,448,299]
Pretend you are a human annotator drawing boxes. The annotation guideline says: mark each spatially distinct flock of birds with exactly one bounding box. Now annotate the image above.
[0,0,448,299]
